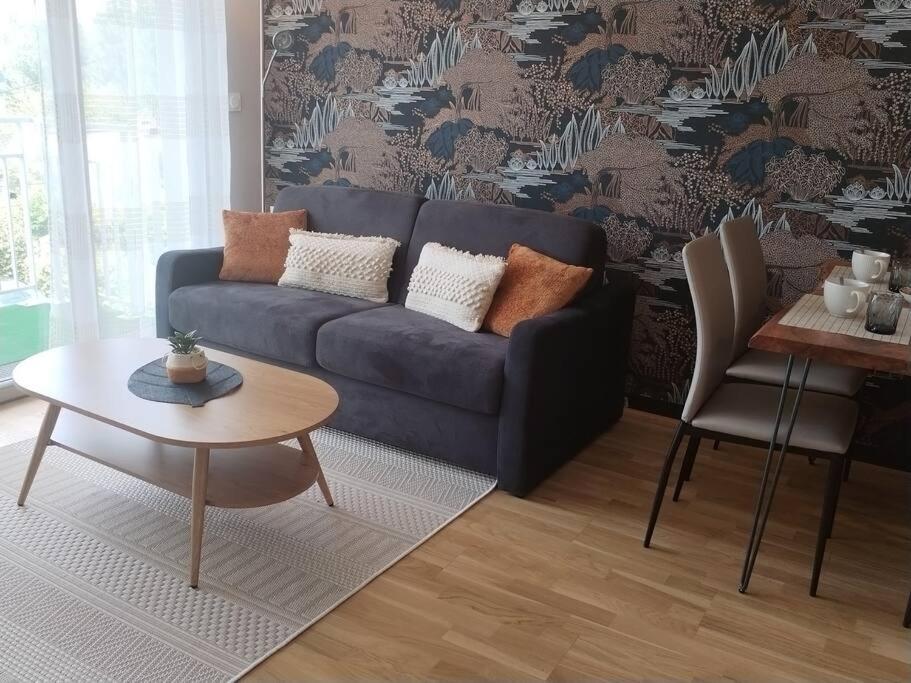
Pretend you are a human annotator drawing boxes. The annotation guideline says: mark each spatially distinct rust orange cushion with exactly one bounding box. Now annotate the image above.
[219,209,308,283]
[483,244,592,337]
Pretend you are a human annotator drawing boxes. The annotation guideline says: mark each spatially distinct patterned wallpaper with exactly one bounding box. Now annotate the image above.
[262,1,911,456]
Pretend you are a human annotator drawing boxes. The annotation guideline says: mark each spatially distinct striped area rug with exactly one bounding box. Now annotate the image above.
[0,429,495,681]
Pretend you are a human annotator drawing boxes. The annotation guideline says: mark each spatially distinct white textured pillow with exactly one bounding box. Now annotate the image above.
[405,242,506,332]
[278,231,400,303]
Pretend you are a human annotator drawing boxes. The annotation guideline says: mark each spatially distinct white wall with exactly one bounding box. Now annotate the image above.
[225,0,262,211]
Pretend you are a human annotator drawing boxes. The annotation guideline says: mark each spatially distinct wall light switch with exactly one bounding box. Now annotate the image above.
[228,92,242,112]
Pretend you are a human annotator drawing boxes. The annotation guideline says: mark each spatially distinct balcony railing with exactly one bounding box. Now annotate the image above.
[1,117,39,293]
[1,117,50,380]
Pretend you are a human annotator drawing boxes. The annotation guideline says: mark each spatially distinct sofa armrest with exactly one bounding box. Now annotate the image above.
[155,248,224,337]
[497,282,636,495]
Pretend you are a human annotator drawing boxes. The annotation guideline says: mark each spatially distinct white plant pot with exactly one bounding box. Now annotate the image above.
[165,349,208,384]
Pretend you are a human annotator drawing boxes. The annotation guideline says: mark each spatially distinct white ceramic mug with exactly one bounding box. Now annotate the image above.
[824,277,871,318]
[852,249,890,283]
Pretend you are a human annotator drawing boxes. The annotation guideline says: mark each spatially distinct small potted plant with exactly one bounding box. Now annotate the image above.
[165,330,208,384]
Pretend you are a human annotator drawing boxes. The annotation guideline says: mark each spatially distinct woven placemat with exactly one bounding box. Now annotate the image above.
[780,293,911,346]
[127,358,243,407]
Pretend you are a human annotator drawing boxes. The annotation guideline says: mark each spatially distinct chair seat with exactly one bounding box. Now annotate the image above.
[726,349,866,397]
[691,383,858,454]
[169,282,384,368]
[315,305,508,414]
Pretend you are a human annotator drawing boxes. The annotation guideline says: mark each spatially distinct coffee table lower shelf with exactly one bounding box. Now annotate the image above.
[13,339,339,589]
[50,410,319,509]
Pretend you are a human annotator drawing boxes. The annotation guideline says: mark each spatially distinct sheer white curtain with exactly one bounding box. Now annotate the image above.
[39,0,229,342]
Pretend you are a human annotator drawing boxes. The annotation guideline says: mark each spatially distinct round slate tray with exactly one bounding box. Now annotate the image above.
[128,358,243,408]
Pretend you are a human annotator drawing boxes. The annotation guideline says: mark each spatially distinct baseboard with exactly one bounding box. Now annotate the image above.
[628,395,682,418]
[0,382,23,405]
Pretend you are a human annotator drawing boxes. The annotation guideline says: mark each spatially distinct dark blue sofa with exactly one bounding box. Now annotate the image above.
[156,186,634,495]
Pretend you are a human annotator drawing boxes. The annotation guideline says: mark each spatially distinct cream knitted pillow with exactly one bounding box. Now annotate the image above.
[405,242,507,332]
[278,231,400,303]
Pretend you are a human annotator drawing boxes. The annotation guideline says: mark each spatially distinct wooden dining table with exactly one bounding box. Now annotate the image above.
[738,260,911,601]
[751,269,911,376]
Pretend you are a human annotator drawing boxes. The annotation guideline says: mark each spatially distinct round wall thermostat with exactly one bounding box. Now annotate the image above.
[272,31,293,51]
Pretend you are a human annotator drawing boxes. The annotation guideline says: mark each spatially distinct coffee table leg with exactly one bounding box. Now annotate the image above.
[18,403,61,506]
[298,435,333,507]
[189,447,210,588]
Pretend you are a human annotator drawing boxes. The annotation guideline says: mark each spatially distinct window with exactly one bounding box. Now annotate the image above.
[0,0,229,387]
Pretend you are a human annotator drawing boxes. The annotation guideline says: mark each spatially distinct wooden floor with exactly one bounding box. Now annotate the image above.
[3,398,910,681]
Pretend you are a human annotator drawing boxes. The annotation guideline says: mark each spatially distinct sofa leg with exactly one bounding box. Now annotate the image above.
[644,421,686,548]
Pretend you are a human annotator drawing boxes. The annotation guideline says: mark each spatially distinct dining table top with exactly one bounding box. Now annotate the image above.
[750,260,911,377]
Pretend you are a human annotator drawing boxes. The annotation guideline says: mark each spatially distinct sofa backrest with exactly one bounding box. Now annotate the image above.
[400,200,606,303]
[274,185,424,300]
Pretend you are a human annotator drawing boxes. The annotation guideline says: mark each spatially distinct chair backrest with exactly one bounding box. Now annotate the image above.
[720,217,767,358]
[680,235,736,423]
[274,185,425,301]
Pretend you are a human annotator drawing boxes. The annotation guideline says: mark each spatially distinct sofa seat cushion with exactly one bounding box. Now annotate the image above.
[169,281,383,368]
[316,306,508,415]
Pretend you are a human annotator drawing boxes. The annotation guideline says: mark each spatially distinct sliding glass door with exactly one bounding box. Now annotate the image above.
[0,0,229,391]
[0,4,55,386]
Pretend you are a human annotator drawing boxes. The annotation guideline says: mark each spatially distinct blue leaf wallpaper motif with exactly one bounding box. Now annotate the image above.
[263,0,911,458]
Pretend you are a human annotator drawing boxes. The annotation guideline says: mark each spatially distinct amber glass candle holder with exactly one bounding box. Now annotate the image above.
[889,259,910,293]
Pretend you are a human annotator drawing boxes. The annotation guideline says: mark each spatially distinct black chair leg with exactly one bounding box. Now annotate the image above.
[672,435,701,502]
[712,440,720,450]
[842,457,852,482]
[810,455,844,597]
[903,591,911,628]
[644,421,686,548]
[684,445,697,482]
[826,461,844,540]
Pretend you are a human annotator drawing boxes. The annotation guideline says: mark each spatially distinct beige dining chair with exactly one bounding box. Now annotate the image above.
[720,217,867,397]
[643,234,858,596]
[686,217,867,484]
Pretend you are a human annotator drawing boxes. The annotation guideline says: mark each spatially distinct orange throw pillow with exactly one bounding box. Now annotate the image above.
[483,244,592,337]
[219,209,308,283]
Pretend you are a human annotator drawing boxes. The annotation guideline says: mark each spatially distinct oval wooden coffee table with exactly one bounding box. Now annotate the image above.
[13,337,339,588]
